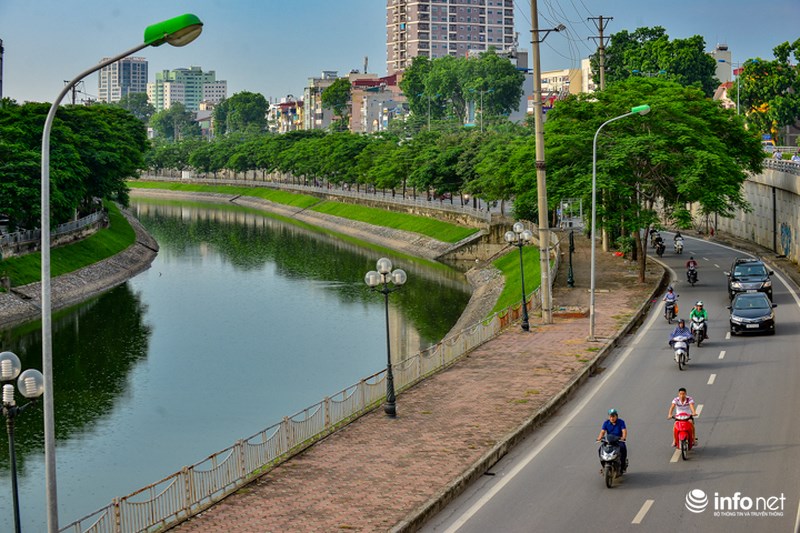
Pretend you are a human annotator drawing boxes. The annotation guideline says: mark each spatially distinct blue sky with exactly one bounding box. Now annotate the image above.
[0,0,797,104]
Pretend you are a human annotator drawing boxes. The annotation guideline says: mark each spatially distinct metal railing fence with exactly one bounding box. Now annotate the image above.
[59,232,560,533]
[0,210,106,248]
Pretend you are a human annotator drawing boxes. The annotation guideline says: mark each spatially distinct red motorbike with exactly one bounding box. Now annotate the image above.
[672,412,696,460]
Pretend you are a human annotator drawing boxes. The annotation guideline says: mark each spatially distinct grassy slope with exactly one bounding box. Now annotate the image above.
[133,180,479,244]
[0,202,136,287]
[490,246,543,314]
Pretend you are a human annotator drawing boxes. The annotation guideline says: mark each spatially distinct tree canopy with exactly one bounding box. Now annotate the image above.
[544,77,763,278]
[321,78,352,131]
[213,91,268,135]
[597,26,719,97]
[729,39,800,143]
[150,102,200,141]
[112,93,155,123]
[400,49,525,128]
[0,101,148,229]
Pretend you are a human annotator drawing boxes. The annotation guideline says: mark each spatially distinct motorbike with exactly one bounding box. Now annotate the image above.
[687,266,698,286]
[672,412,696,460]
[664,297,678,323]
[674,238,684,254]
[691,315,706,347]
[655,241,665,257]
[650,231,661,248]
[670,334,693,370]
[598,434,625,488]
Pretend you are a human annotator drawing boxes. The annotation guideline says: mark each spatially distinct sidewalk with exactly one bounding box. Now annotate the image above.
[172,232,664,532]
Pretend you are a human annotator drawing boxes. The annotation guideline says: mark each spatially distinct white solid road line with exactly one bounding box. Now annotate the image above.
[707,374,716,385]
[632,499,655,524]
[440,300,665,533]
[719,350,725,359]
[793,496,800,533]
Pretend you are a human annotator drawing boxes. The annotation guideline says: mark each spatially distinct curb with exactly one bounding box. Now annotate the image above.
[391,263,669,533]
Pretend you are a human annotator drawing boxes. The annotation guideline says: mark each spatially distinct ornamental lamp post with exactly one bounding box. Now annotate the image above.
[39,14,203,531]
[505,222,534,331]
[589,104,650,341]
[365,258,407,417]
[1,351,45,533]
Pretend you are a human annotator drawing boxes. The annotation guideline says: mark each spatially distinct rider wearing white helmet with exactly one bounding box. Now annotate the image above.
[689,301,709,339]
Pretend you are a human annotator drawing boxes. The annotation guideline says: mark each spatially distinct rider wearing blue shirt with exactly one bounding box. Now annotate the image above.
[597,409,628,473]
[669,319,694,359]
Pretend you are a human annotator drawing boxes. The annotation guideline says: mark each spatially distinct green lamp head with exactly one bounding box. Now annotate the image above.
[144,13,203,47]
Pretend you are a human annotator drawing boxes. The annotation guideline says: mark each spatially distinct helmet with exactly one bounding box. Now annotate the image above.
[690,256,694,260]
[678,318,686,325]
[667,286,673,291]
[608,408,618,416]
[696,301,704,307]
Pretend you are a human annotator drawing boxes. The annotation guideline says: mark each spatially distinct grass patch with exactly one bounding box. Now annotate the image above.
[310,201,478,243]
[490,246,542,314]
[0,202,135,288]
[512,398,530,404]
[131,180,320,209]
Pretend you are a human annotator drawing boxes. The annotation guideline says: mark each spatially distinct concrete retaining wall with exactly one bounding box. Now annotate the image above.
[713,163,800,263]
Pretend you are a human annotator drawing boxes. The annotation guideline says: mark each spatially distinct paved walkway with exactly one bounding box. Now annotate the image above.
[171,231,664,533]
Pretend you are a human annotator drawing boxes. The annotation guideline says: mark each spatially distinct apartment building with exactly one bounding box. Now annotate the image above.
[387,0,516,73]
[97,57,148,102]
[350,73,407,133]
[147,66,226,112]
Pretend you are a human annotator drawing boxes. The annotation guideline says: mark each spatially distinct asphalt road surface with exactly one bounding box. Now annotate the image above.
[422,234,800,533]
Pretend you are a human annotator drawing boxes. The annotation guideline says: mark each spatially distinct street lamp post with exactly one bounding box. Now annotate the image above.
[505,222,534,331]
[365,258,407,417]
[589,104,650,341]
[1,351,45,533]
[39,14,202,531]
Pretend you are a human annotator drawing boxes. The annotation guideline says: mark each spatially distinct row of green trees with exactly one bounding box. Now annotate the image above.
[0,101,147,229]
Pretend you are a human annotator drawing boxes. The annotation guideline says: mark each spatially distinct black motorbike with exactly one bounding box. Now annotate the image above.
[598,434,625,488]
[655,241,665,257]
[687,266,698,286]
[664,297,678,323]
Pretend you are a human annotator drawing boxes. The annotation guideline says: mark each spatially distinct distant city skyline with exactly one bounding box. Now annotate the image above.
[0,0,797,104]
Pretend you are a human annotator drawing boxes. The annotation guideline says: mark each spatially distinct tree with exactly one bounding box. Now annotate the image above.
[112,93,155,123]
[729,39,800,142]
[321,78,352,129]
[212,91,268,135]
[597,26,719,97]
[150,102,200,141]
[401,50,525,127]
[544,77,763,281]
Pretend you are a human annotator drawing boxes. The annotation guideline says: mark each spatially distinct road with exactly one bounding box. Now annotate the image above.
[422,234,800,533]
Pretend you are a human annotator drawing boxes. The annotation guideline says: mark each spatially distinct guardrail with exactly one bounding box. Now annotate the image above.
[0,211,106,249]
[141,172,501,223]
[60,229,561,533]
[763,157,800,175]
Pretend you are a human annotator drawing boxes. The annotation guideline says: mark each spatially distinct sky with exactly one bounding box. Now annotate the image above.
[0,0,798,104]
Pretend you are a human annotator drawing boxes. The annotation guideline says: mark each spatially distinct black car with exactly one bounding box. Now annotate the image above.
[728,292,777,335]
[725,258,773,300]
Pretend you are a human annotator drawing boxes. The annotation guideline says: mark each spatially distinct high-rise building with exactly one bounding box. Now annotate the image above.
[147,66,226,112]
[97,57,148,102]
[710,43,732,84]
[386,0,516,74]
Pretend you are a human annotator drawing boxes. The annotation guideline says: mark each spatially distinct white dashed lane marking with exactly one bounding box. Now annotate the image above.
[707,374,716,385]
[719,350,726,359]
[632,499,655,524]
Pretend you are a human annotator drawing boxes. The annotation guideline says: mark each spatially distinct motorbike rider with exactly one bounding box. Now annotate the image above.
[674,231,683,241]
[686,256,699,281]
[667,387,698,447]
[689,301,709,339]
[597,408,627,473]
[669,318,693,359]
[663,286,678,310]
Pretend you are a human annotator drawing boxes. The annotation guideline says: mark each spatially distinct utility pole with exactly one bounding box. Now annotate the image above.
[0,39,4,101]
[589,16,612,90]
[530,0,553,324]
[589,16,612,251]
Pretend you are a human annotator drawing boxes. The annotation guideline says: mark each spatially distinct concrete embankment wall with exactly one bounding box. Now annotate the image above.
[712,162,800,264]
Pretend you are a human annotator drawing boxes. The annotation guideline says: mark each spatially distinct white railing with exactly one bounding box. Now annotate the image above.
[140,172,501,222]
[763,157,800,175]
[0,210,105,248]
[60,234,561,533]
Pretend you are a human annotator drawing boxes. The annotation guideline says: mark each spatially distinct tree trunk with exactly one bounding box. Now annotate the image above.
[636,229,647,283]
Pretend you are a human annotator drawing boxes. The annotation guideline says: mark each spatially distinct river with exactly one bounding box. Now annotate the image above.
[0,198,471,531]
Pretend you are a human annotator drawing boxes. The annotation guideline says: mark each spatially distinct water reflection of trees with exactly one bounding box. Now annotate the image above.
[0,285,151,472]
[134,201,472,341]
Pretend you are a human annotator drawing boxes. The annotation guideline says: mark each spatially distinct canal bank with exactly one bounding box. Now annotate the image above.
[0,209,159,330]
[129,188,508,336]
